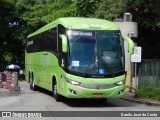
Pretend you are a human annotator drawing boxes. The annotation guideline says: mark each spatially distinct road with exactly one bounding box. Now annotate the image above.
[0,81,159,120]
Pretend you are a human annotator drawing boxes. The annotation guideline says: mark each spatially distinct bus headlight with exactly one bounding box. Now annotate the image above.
[65,77,82,86]
[114,80,125,86]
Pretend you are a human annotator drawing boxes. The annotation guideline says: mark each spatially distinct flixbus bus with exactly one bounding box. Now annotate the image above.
[25,17,134,101]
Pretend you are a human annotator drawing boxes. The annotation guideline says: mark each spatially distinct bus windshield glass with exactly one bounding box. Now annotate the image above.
[67,30,125,76]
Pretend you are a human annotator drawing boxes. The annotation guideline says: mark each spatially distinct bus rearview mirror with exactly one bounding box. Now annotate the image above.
[60,34,68,53]
[123,36,134,55]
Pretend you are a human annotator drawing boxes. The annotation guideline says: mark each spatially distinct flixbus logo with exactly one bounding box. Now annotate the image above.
[83,24,107,29]
[90,79,106,83]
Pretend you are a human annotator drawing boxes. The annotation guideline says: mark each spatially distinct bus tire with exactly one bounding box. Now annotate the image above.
[52,80,63,102]
[28,71,31,83]
[30,73,37,91]
[29,73,32,90]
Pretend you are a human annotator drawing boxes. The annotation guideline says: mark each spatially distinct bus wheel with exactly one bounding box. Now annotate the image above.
[53,81,63,102]
[30,74,37,91]
[28,72,30,83]
[29,76,33,90]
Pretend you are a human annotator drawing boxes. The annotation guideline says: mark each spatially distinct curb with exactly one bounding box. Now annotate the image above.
[121,98,160,106]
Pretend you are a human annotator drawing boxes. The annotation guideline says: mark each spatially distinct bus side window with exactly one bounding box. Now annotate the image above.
[49,28,58,53]
[43,30,57,53]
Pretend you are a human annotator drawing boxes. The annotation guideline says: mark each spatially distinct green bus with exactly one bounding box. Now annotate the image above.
[25,17,134,101]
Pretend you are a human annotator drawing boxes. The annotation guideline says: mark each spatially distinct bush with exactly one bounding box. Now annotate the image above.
[135,85,160,100]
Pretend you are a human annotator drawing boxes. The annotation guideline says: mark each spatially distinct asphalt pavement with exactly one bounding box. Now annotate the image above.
[0,81,160,120]
[1,81,160,106]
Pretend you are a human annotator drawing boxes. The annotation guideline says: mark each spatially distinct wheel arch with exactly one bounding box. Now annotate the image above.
[52,75,57,86]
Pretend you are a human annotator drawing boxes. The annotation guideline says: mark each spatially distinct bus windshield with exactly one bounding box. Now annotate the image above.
[67,30,125,76]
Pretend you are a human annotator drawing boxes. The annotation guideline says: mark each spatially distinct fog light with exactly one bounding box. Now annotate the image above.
[118,90,124,95]
[69,89,76,95]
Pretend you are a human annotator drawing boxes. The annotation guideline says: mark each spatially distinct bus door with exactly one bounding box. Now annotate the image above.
[41,52,50,88]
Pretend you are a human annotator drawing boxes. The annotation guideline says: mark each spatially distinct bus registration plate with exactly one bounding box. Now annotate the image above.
[93,93,103,98]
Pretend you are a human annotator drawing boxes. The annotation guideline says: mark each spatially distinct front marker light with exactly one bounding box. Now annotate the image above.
[114,80,125,86]
[65,77,82,86]
[70,81,82,85]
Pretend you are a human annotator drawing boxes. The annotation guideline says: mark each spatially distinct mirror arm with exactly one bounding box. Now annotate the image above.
[123,36,134,55]
[60,34,68,53]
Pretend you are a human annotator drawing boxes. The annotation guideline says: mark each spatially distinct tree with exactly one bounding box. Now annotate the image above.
[0,0,16,70]
[74,0,100,17]
[0,0,78,70]
[123,0,160,58]
[15,0,77,29]
[1,0,160,71]
[95,0,125,20]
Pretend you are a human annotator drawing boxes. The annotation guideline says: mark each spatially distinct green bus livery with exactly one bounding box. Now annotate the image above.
[25,17,134,101]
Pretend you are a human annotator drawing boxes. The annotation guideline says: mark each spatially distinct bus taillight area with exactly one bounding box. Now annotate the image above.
[62,74,125,99]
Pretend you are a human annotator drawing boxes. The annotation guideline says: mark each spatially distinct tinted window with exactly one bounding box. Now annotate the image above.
[26,28,57,53]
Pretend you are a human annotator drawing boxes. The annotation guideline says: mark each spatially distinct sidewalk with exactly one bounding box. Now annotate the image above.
[122,92,160,106]
[0,81,21,97]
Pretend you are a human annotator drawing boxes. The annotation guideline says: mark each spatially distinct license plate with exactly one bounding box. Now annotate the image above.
[93,93,103,98]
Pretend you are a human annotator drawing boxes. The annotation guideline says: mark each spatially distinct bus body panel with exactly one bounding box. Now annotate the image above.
[58,73,125,98]
[27,17,119,38]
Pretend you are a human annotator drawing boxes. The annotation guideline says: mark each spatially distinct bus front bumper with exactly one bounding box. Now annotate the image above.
[63,83,125,99]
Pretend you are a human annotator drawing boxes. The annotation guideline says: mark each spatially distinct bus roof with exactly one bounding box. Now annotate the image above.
[27,17,119,38]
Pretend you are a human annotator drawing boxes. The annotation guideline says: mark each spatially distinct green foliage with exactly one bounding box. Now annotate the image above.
[95,0,125,20]
[3,53,13,64]
[122,0,160,58]
[123,0,160,29]
[0,0,15,70]
[1,0,160,71]
[135,85,160,99]
[74,0,100,17]
[16,0,77,28]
